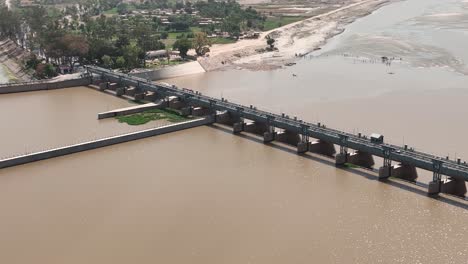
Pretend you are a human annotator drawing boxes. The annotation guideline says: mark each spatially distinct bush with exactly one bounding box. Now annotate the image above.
[25,55,41,70]
[35,63,57,79]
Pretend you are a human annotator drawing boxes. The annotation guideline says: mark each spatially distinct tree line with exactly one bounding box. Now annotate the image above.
[0,0,264,78]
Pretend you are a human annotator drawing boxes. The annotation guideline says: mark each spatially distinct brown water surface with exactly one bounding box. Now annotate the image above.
[1,0,468,262]
[0,125,467,264]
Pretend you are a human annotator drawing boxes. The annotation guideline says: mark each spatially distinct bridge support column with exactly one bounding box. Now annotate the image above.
[297,141,309,154]
[309,140,336,157]
[335,135,349,166]
[335,153,347,166]
[347,151,375,169]
[180,107,192,117]
[263,131,276,143]
[233,122,244,134]
[428,160,443,196]
[99,82,108,91]
[378,166,391,179]
[116,87,125,96]
[428,180,441,196]
[275,130,301,146]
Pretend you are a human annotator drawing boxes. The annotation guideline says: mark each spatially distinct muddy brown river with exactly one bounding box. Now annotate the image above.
[0,0,467,263]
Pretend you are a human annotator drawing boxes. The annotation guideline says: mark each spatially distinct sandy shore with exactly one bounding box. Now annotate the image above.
[199,0,392,71]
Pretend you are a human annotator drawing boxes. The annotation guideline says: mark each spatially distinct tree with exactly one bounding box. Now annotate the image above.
[193,32,211,56]
[35,63,57,79]
[266,35,275,49]
[222,16,241,39]
[117,3,130,15]
[173,38,192,59]
[101,55,112,68]
[61,34,90,68]
[122,43,143,69]
[115,56,126,68]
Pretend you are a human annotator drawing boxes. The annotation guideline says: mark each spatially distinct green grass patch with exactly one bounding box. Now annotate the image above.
[116,109,190,126]
[210,37,237,45]
[263,16,305,31]
[168,31,191,39]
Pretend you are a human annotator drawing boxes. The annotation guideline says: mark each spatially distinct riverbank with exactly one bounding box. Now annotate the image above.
[0,39,32,82]
[200,0,393,71]
[131,61,206,80]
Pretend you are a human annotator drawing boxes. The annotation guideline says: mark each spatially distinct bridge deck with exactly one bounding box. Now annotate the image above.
[87,66,468,182]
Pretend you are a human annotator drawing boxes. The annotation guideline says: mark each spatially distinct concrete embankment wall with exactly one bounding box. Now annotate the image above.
[0,38,32,82]
[0,117,213,169]
[97,102,164,119]
[130,61,205,80]
[0,78,91,94]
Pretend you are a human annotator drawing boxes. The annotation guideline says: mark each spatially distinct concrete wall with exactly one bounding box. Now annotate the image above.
[130,61,205,81]
[0,78,91,94]
[0,117,214,169]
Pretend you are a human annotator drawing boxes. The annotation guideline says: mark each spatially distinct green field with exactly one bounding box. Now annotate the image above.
[103,7,118,15]
[210,37,237,45]
[263,16,305,31]
[116,109,190,126]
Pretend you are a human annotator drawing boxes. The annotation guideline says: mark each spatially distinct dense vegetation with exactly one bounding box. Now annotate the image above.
[0,0,265,78]
[116,108,190,125]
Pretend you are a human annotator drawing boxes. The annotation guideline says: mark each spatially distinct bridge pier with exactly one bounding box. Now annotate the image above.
[378,165,392,179]
[167,96,186,109]
[336,151,374,168]
[215,111,241,125]
[180,107,192,117]
[297,141,309,154]
[378,163,418,181]
[309,140,336,157]
[335,153,347,166]
[116,87,125,96]
[99,82,108,91]
[108,82,120,91]
[263,131,276,143]
[349,151,375,168]
[441,177,467,197]
[134,93,145,101]
[392,163,418,182]
[244,121,268,135]
[125,86,136,96]
[275,130,301,146]
[191,107,211,117]
[233,122,244,134]
[430,178,467,197]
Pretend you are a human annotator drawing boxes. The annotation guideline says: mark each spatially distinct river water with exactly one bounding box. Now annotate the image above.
[0,0,467,263]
